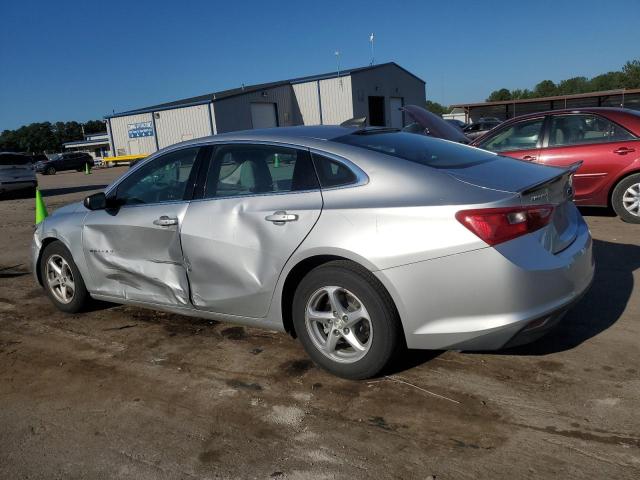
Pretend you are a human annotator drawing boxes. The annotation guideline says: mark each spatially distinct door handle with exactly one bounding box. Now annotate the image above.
[522,155,537,161]
[265,211,298,224]
[614,147,635,155]
[153,216,179,227]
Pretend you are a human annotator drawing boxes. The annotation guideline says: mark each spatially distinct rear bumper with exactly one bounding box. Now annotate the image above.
[375,215,594,351]
[0,179,37,193]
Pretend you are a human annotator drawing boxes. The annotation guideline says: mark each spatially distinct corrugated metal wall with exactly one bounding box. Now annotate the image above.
[154,104,213,149]
[350,64,425,127]
[292,82,321,125]
[109,112,157,156]
[213,85,300,133]
[106,64,426,153]
[319,76,353,124]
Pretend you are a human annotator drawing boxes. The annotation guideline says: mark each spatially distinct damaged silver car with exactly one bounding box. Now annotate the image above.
[33,126,594,379]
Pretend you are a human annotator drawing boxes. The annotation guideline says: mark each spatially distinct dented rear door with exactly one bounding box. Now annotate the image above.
[179,143,322,318]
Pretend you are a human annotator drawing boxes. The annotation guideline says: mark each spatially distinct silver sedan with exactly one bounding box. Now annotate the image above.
[32,126,594,379]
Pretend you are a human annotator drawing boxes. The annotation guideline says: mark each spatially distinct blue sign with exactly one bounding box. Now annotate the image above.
[128,121,154,138]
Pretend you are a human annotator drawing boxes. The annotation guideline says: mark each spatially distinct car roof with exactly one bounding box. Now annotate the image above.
[500,107,633,123]
[175,125,364,151]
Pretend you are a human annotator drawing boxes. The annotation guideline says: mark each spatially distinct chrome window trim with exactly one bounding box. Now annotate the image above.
[105,139,369,202]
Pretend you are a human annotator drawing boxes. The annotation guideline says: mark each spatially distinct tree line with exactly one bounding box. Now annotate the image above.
[4,60,640,151]
[486,59,640,102]
[0,120,106,154]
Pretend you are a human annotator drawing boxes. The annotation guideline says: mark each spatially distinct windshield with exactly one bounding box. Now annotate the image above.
[332,131,496,169]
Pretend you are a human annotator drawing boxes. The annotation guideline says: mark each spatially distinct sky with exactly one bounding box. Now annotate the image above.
[1,0,639,131]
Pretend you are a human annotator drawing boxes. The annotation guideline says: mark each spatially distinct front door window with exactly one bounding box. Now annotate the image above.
[480,118,545,152]
[116,147,199,205]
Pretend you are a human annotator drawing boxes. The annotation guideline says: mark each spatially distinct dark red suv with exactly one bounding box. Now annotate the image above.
[472,108,640,223]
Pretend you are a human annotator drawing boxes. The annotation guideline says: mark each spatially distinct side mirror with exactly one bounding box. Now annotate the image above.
[83,192,107,210]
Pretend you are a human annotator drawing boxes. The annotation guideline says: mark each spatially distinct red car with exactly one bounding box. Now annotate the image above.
[472,108,640,223]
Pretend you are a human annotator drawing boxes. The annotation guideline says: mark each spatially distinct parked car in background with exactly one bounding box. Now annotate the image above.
[33,126,593,379]
[29,153,48,164]
[0,152,37,196]
[401,105,470,143]
[445,119,467,130]
[463,119,503,140]
[473,107,640,223]
[35,152,94,175]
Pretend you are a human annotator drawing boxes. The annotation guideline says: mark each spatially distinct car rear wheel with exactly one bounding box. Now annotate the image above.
[46,166,56,175]
[40,241,89,313]
[612,173,640,224]
[292,260,402,379]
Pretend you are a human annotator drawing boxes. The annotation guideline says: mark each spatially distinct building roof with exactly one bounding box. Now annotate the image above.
[451,88,640,109]
[106,62,425,119]
[63,138,110,148]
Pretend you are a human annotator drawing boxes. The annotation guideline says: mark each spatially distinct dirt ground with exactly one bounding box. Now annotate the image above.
[0,168,638,479]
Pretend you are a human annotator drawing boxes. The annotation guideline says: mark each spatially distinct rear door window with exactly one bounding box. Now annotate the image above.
[548,114,636,147]
[204,144,318,199]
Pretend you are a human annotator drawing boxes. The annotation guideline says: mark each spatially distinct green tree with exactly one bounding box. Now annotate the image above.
[482,58,639,102]
[590,71,625,91]
[0,119,104,153]
[510,88,534,99]
[557,76,589,95]
[622,59,640,88]
[425,100,449,116]
[533,80,557,97]
[487,88,511,102]
[84,120,106,134]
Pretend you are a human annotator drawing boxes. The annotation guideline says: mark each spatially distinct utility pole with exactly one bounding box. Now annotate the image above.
[369,33,375,66]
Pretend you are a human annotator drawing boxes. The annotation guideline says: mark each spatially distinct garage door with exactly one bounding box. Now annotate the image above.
[390,97,404,128]
[250,103,278,129]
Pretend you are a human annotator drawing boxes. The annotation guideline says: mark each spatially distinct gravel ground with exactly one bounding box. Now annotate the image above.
[0,168,638,479]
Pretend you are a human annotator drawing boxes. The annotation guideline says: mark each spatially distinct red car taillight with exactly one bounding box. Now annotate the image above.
[455,205,554,246]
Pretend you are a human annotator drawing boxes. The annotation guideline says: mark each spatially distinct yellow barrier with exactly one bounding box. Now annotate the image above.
[103,154,149,163]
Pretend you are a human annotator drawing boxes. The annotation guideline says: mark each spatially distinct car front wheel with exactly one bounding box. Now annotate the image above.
[40,241,90,313]
[292,260,403,379]
[46,166,56,175]
[612,173,640,224]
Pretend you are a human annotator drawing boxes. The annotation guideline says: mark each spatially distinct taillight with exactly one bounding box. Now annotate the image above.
[455,205,554,246]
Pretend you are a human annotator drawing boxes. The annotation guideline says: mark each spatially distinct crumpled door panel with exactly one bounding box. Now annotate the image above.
[82,203,190,305]
[180,191,322,318]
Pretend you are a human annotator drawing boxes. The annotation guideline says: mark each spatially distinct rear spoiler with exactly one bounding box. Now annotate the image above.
[521,161,583,196]
[565,160,583,175]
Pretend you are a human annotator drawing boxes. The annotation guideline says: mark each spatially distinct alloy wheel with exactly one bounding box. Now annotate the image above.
[304,286,373,363]
[46,254,75,304]
[622,182,640,217]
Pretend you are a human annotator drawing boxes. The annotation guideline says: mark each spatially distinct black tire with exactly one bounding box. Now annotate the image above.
[40,241,90,313]
[611,173,640,224]
[46,166,56,175]
[292,260,403,380]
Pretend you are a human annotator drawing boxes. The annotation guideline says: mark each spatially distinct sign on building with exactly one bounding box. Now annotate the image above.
[128,121,154,138]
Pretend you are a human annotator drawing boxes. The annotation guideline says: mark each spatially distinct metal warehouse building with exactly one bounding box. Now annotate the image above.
[105,62,426,156]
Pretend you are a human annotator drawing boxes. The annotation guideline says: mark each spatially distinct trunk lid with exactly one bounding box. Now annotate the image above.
[447,155,580,253]
[0,154,35,181]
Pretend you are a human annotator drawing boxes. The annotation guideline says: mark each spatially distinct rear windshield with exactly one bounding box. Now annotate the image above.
[0,154,31,166]
[333,131,495,169]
